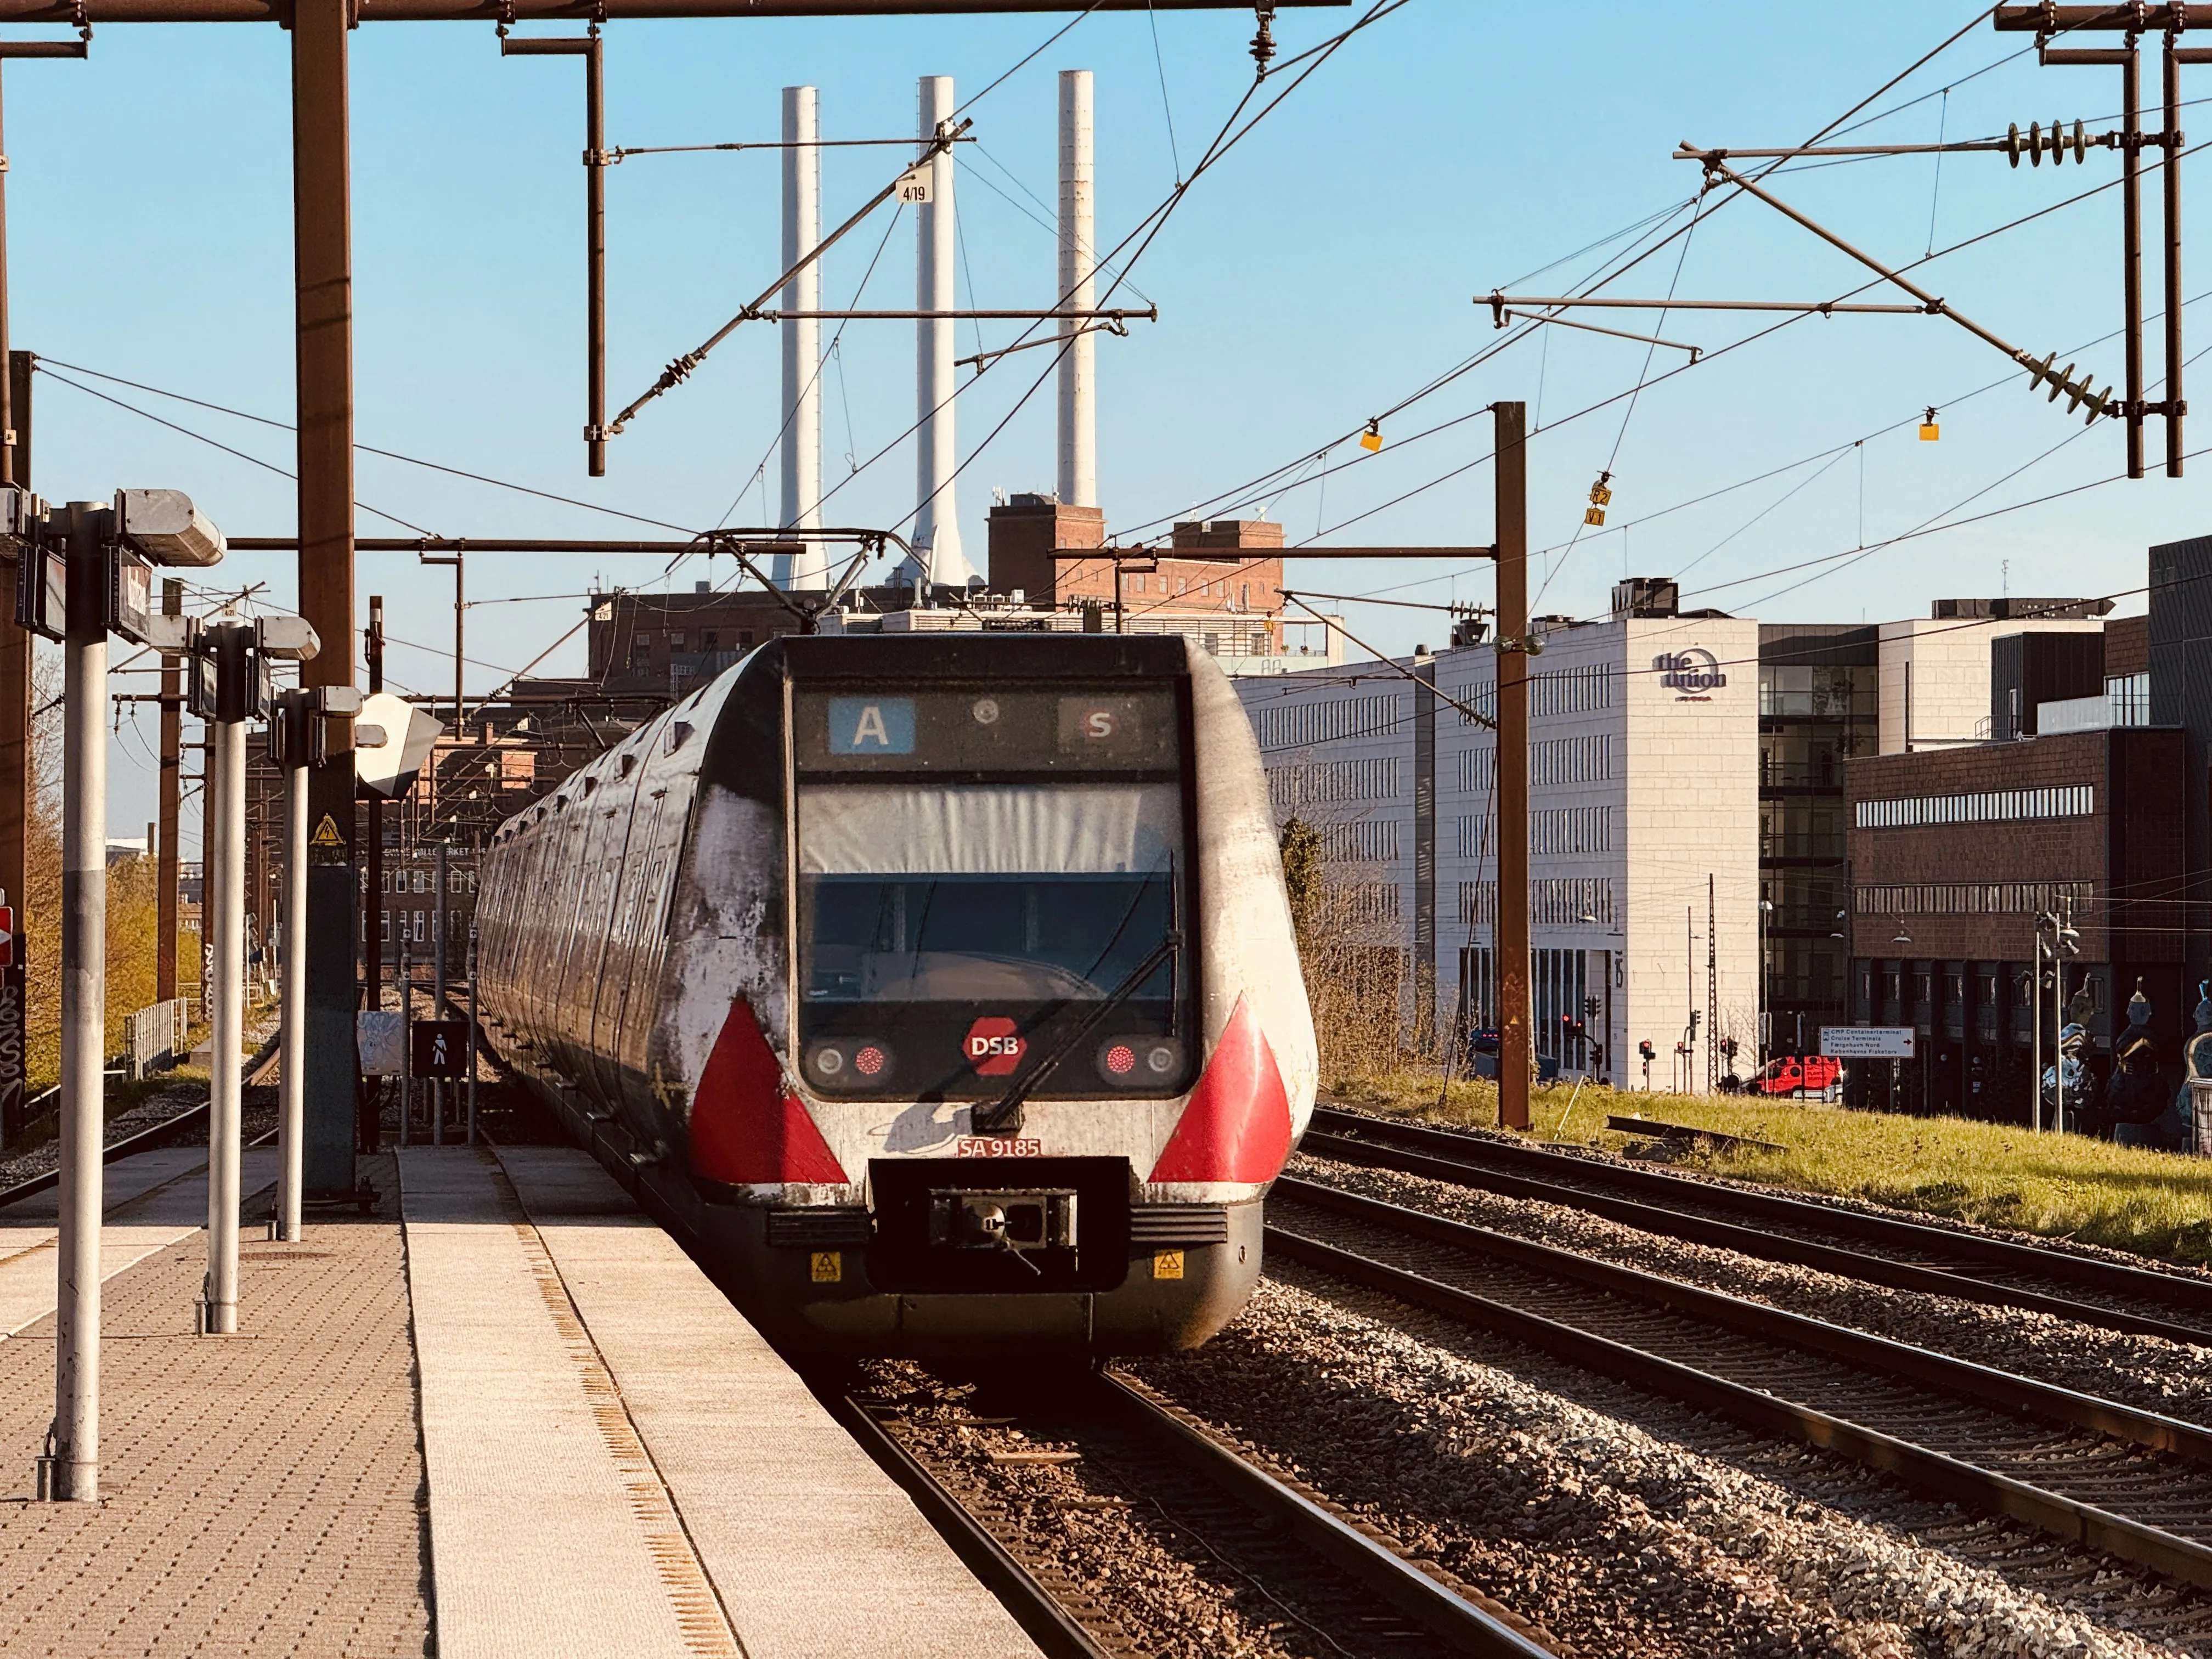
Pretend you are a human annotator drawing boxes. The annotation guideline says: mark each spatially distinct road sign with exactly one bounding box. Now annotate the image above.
[410,1019,470,1081]
[1819,1025,1916,1059]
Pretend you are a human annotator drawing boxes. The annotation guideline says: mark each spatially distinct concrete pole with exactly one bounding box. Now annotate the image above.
[278,754,306,1242]
[915,75,968,593]
[432,842,447,1145]
[1493,405,1532,1132]
[50,502,107,1501]
[465,924,478,1146]
[782,85,827,590]
[1057,69,1097,510]
[204,692,245,1336]
[398,938,411,1147]
[156,580,182,1006]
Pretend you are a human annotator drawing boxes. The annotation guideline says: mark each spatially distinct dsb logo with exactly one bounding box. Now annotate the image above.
[963,1017,1026,1076]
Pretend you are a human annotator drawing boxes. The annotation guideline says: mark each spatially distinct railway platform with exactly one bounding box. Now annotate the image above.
[0,1141,1039,1658]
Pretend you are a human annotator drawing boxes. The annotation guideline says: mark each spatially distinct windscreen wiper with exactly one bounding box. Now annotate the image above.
[969,930,1183,1138]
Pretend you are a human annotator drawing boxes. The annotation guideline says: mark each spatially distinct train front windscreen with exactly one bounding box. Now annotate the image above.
[792,681,1195,1103]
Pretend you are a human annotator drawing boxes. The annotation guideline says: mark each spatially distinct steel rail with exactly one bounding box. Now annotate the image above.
[0,1030,283,1211]
[1099,1373,1556,1657]
[831,1370,1556,1657]
[827,1392,1110,1659]
[1302,1113,2212,1348]
[1269,1183,2212,1590]
[1306,1107,2212,1331]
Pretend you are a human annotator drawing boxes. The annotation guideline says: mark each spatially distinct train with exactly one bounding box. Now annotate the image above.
[473,631,1317,1357]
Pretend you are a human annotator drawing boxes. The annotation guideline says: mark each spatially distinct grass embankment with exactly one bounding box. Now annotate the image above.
[1323,1073,2212,1269]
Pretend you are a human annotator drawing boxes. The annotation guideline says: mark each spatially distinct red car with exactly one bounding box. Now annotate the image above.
[1748,1055,1843,1096]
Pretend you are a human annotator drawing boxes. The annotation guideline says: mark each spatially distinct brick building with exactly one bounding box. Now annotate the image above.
[1845,724,2185,1119]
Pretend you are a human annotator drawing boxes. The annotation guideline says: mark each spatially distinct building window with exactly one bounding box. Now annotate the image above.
[1251,692,1400,752]
[1531,878,1615,927]
[631,638,651,667]
[1462,737,1623,793]
[1319,819,1401,862]
[739,631,756,648]
[1853,881,2094,916]
[2107,670,2151,726]
[1528,805,1612,856]
[1854,785,2094,829]
[1267,757,1400,808]
[1335,884,1401,923]
[380,910,391,943]
[703,630,719,649]
[669,630,686,650]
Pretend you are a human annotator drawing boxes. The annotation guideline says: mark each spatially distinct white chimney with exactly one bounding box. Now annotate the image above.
[781,85,827,590]
[913,74,973,592]
[1058,69,1097,510]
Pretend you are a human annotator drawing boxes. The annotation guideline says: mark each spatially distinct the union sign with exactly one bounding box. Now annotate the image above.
[1654,647,1728,695]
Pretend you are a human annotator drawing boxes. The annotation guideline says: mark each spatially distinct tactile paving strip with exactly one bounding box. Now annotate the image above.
[0,1153,431,1657]
[506,1217,742,1657]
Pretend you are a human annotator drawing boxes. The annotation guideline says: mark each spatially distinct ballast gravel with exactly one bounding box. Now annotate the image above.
[1289,1149,2212,1427]
[1132,1273,2197,1659]
[0,1082,204,1189]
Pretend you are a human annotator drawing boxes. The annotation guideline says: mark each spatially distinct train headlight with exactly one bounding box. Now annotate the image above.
[808,1039,893,1089]
[1097,1036,1184,1089]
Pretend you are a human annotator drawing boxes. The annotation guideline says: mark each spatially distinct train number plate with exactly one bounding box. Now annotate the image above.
[956,1136,1042,1157]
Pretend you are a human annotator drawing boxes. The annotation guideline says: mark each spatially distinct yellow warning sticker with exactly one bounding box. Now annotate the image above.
[810,1251,842,1284]
[1152,1250,1184,1281]
[309,814,346,850]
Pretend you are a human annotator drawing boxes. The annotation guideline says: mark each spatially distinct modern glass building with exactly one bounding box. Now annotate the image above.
[1757,626,1878,1060]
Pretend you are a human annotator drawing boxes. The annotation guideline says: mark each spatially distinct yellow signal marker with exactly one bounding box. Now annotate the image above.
[1584,507,1607,527]
[810,1251,842,1284]
[1152,1249,1184,1280]
[1920,406,1940,442]
[1359,422,1383,453]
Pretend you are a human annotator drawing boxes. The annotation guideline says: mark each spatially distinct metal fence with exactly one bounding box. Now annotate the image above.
[123,998,193,1081]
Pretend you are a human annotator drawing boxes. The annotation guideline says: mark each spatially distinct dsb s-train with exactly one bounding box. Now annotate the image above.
[474,633,1317,1357]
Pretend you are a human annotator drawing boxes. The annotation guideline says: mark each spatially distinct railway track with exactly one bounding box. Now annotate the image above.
[1306,1106,2212,1348]
[0,1032,283,1212]
[833,1365,1559,1658]
[1269,1175,2212,1596]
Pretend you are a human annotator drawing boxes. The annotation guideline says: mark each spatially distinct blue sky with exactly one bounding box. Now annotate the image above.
[3,1,2203,838]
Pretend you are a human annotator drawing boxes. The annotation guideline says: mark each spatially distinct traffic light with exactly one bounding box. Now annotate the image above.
[1638,1039,1655,1063]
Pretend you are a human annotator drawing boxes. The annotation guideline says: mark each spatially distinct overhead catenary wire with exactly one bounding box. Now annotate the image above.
[1125,7,2068,548]
[33,355,701,537]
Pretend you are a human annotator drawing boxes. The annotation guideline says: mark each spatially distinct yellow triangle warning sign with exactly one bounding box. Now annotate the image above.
[309,814,345,850]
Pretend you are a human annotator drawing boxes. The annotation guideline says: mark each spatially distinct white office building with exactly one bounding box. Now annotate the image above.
[1237,584,1759,1092]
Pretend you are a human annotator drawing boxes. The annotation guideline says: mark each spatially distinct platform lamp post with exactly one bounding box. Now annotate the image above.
[188,613,323,1328]
[268,676,355,1243]
[2033,907,2082,1133]
[5,487,225,1503]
